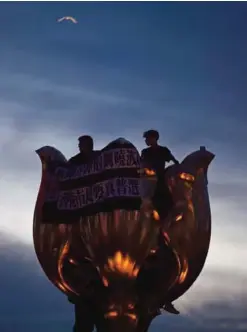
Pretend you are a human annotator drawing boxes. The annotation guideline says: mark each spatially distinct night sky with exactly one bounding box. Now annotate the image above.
[0,2,246,331]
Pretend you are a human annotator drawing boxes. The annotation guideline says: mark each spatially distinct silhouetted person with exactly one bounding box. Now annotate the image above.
[68,295,95,332]
[141,130,179,217]
[141,129,179,315]
[68,136,97,331]
[69,135,96,165]
[141,130,179,172]
[68,265,107,332]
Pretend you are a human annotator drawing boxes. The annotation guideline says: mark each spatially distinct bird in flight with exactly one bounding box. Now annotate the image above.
[57,16,78,24]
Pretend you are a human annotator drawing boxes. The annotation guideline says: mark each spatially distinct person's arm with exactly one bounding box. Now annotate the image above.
[140,149,147,162]
[68,156,76,164]
[140,149,150,169]
[68,153,81,165]
[170,153,179,165]
[165,148,179,165]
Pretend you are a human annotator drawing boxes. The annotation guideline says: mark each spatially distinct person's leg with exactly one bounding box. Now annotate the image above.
[153,172,173,220]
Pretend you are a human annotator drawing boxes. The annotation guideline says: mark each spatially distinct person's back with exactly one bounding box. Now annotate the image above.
[141,145,174,175]
[69,152,88,165]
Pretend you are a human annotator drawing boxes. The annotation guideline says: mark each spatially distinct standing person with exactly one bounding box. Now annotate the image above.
[141,129,179,218]
[68,295,95,332]
[141,129,180,315]
[69,135,96,165]
[68,135,97,331]
[141,130,179,172]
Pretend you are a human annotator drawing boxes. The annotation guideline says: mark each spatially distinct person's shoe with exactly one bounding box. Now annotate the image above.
[162,302,180,315]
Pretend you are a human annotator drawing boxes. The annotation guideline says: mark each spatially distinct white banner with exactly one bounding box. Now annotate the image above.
[57,177,140,210]
[55,147,140,182]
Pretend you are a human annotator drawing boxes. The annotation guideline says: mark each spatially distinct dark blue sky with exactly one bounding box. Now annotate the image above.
[0,2,246,331]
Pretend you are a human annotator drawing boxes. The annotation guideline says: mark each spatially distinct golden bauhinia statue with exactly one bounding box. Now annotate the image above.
[33,137,214,332]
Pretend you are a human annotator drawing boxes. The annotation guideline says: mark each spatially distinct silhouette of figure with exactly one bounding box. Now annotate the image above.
[141,130,179,219]
[69,135,96,165]
[141,130,179,172]
[141,130,180,315]
[68,295,95,332]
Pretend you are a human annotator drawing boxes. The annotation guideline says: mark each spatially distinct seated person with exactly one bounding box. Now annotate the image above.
[69,135,97,165]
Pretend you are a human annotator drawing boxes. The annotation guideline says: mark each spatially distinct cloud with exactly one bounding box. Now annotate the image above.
[0,64,245,167]
[0,233,73,332]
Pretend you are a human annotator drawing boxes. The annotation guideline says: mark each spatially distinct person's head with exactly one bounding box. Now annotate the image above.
[78,135,94,153]
[143,130,159,147]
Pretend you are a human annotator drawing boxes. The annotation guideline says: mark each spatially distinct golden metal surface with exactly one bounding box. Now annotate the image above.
[33,145,214,331]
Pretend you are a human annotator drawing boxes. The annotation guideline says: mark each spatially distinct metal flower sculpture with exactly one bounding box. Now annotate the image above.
[33,139,214,332]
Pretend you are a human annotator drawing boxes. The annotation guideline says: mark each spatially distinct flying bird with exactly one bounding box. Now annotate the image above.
[57,16,78,24]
